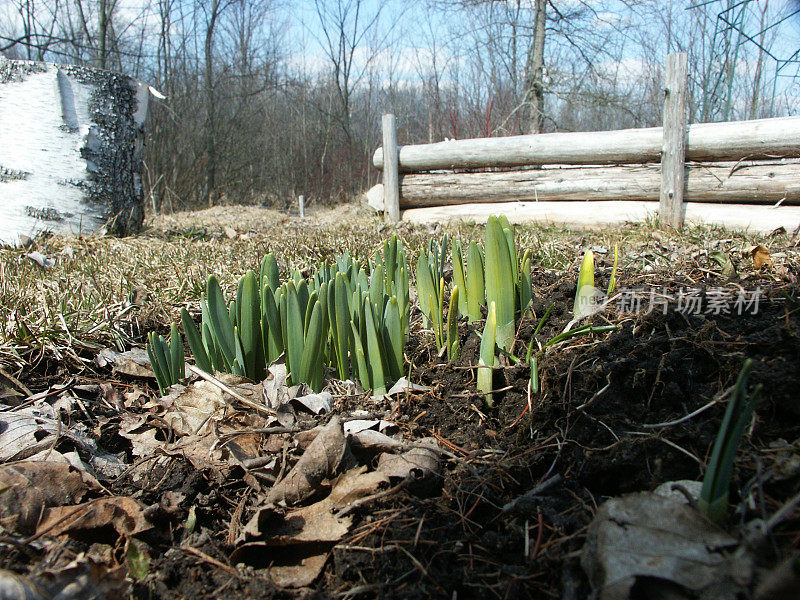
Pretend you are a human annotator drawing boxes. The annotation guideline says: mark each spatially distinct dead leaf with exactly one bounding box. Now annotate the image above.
[0,461,102,533]
[118,414,163,457]
[348,429,405,455]
[291,391,332,415]
[262,363,288,409]
[97,348,169,379]
[160,382,227,436]
[37,549,132,600]
[0,411,58,461]
[266,416,346,506]
[343,419,396,435]
[233,466,389,587]
[223,226,237,239]
[24,251,54,269]
[37,496,151,540]
[377,443,441,482]
[0,367,28,400]
[387,377,431,396]
[748,244,773,269]
[0,570,50,599]
[0,407,124,479]
[581,492,752,600]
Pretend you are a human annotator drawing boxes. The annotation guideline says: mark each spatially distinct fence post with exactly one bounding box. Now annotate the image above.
[659,52,688,229]
[298,195,305,218]
[382,114,400,223]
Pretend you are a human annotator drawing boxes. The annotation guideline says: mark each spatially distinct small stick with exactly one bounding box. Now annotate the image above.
[187,364,275,415]
[639,391,729,429]
[182,546,239,577]
[336,477,410,518]
[502,475,563,514]
[531,510,545,560]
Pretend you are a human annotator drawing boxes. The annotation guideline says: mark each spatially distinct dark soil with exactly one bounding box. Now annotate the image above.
[3,268,800,599]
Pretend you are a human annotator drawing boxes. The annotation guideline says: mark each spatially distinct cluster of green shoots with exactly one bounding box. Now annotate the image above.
[415,216,533,404]
[146,325,185,395]
[148,218,630,407]
[147,235,409,394]
[151,221,759,526]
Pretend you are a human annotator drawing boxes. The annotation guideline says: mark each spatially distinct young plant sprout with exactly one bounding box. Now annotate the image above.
[451,239,468,317]
[607,244,619,296]
[699,359,761,523]
[573,249,596,321]
[446,286,460,361]
[485,216,516,351]
[478,301,498,406]
[176,241,409,396]
[146,324,184,394]
[466,241,486,322]
[416,245,446,351]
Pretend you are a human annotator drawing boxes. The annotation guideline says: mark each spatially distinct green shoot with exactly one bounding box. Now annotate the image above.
[607,244,619,296]
[485,216,516,351]
[573,249,597,321]
[447,286,460,361]
[699,359,761,523]
[478,301,497,406]
[146,324,184,394]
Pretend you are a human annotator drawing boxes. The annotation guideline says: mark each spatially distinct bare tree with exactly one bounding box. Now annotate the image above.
[524,0,545,133]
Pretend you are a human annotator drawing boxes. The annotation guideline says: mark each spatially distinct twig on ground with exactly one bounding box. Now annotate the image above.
[182,546,239,578]
[187,364,275,415]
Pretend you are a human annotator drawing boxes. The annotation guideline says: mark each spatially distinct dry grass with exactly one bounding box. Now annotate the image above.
[1,202,795,383]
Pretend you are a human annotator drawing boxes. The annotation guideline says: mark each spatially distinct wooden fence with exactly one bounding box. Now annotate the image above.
[368,53,800,233]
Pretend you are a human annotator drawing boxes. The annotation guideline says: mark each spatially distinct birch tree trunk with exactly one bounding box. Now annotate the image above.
[0,58,152,244]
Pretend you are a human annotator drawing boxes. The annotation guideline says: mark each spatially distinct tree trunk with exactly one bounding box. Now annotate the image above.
[749,0,769,120]
[0,58,151,244]
[204,0,220,208]
[524,0,546,134]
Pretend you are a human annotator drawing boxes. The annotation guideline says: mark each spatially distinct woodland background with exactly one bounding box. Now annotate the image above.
[1,0,798,211]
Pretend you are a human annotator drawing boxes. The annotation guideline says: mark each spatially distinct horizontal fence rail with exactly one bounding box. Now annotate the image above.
[373,116,800,172]
[395,160,800,207]
[371,53,800,232]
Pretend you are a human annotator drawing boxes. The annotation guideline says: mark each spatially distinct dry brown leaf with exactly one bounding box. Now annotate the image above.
[0,461,102,534]
[377,444,441,482]
[96,347,157,378]
[24,251,55,269]
[37,496,152,540]
[748,244,773,269]
[36,549,132,600]
[581,492,752,600]
[348,429,405,455]
[0,569,50,599]
[0,411,57,461]
[160,382,227,436]
[266,416,346,507]
[233,466,389,588]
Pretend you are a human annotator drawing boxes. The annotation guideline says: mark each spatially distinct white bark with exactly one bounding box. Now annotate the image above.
[0,58,152,244]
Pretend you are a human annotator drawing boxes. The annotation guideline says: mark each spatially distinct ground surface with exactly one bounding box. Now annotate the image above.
[1,203,799,599]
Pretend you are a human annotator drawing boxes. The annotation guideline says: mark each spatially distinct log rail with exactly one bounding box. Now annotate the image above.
[370,53,800,232]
